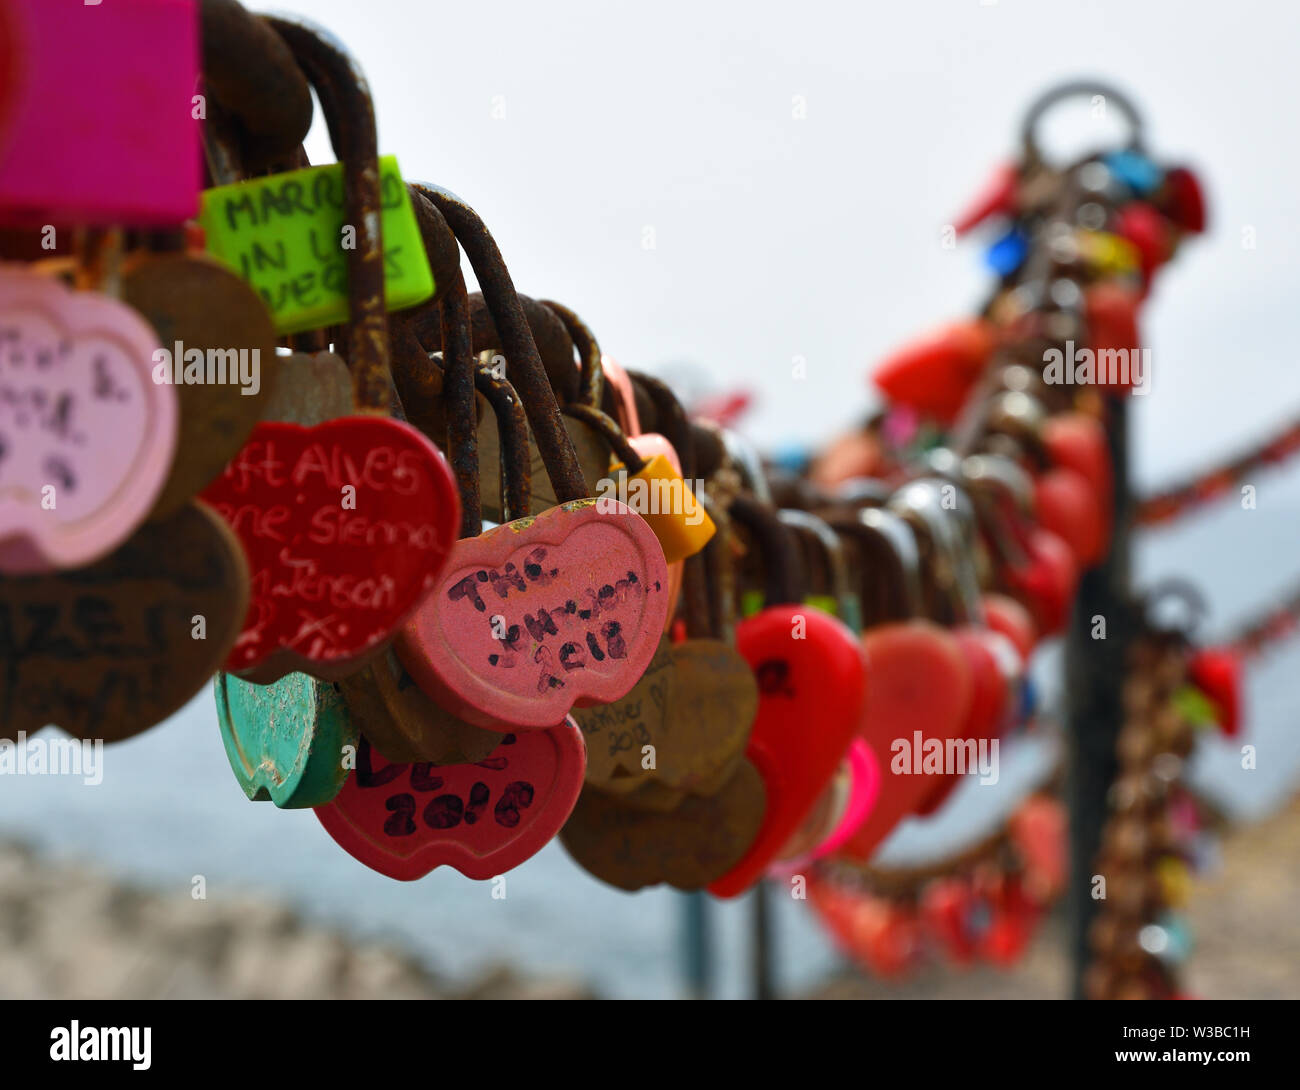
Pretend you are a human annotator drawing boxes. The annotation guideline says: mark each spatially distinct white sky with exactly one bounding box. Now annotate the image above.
[275,0,1300,487]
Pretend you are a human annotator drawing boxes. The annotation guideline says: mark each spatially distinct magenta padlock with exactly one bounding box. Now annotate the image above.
[0,0,201,225]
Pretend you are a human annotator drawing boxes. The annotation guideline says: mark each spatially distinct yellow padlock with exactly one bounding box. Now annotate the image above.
[604,453,716,564]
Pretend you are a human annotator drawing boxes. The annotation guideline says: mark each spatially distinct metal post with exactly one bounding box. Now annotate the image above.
[680,891,712,999]
[751,881,775,999]
[1063,395,1133,998]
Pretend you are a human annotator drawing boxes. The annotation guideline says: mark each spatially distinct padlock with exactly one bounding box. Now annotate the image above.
[0,258,178,572]
[779,508,864,630]
[571,530,756,798]
[570,400,715,564]
[871,318,997,425]
[708,495,866,898]
[199,19,461,684]
[395,214,670,730]
[960,453,1078,635]
[888,478,1018,817]
[0,0,201,225]
[316,725,586,881]
[336,351,529,765]
[0,501,249,743]
[215,670,356,808]
[1157,166,1207,235]
[1113,202,1172,283]
[199,150,435,336]
[835,504,974,861]
[121,243,281,518]
[454,295,609,522]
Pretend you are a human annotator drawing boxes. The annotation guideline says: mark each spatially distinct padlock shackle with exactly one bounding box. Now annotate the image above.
[540,299,605,413]
[562,402,646,473]
[728,494,805,607]
[199,0,314,172]
[779,509,857,622]
[627,370,699,483]
[1020,79,1146,168]
[266,15,391,413]
[410,183,590,503]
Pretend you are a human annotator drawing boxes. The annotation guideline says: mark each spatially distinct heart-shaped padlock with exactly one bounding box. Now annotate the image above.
[1,499,250,743]
[572,528,757,795]
[708,494,866,898]
[199,23,460,684]
[316,726,585,880]
[835,505,973,862]
[0,263,178,573]
[215,669,356,807]
[394,215,669,729]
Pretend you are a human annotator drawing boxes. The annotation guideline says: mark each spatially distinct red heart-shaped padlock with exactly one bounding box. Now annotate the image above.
[1043,413,1112,522]
[1188,646,1243,737]
[1002,526,1077,636]
[982,592,1037,663]
[871,319,996,425]
[913,626,1010,816]
[1085,282,1143,393]
[201,416,460,682]
[837,620,972,862]
[315,724,585,880]
[1114,201,1172,282]
[1035,465,1107,569]
[707,602,866,897]
[1160,166,1207,234]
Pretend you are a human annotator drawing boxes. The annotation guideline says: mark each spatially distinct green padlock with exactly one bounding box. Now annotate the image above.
[199,156,434,334]
[215,671,357,808]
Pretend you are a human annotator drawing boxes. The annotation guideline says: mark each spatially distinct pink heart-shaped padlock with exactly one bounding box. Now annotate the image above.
[0,267,177,572]
[397,497,669,730]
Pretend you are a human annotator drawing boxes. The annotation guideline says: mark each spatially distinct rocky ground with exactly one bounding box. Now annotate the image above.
[0,840,592,1000]
[2,797,1296,1000]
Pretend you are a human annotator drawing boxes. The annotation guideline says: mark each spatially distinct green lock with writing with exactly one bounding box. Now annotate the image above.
[198,155,434,335]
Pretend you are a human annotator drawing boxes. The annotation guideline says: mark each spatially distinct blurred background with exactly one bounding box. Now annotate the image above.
[3,0,1299,999]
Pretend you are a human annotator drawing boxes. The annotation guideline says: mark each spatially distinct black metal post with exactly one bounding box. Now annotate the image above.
[751,881,775,999]
[680,891,712,999]
[1063,396,1134,998]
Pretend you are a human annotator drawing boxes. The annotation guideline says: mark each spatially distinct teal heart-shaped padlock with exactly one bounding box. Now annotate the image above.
[215,671,357,807]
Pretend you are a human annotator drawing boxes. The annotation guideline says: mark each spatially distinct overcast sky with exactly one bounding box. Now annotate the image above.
[274,0,1300,488]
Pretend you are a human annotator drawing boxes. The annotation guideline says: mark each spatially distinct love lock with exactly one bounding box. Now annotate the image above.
[890,479,1021,817]
[122,242,281,519]
[336,354,525,765]
[215,669,356,808]
[981,391,1110,569]
[315,725,586,881]
[962,452,1078,635]
[571,528,757,797]
[466,296,608,522]
[395,237,669,730]
[834,505,973,862]
[199,21,459,684]
[1,501,250,743]
[708,494,866,898]
[0,259,178,573]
